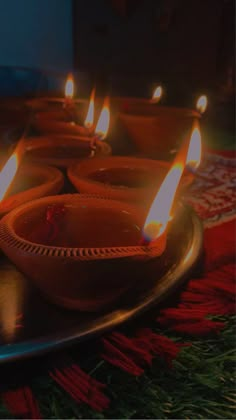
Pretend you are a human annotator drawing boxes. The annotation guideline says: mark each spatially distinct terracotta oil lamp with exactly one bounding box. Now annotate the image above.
[23,135,111,169]
[23,95,112,168]
[68,156,170,204]
[0,142,190,311]
[27,74,86,113]
[68,122,202,202]
[118,92,207,158]
[0,148,64,218]
[0,194,166,311]
[31,75,91,136]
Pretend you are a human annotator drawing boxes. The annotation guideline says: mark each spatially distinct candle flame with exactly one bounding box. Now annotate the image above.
[196,95,207,114]
[186,124,202,169]
[95,96,110,140]
[0,153,18,202]
[152,86,163,102]
[143,162,184,241]
[84,88,95,128]
[143,135,192,242]
[65,73,74,99]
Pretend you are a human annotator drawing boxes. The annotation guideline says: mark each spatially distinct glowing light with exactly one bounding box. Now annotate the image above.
[196,95,207,114]
[65,73,74,100]
[143,162,184,242]
[95,96,110,140]
[186,124,202,169]
[152,86,163,102]
[0,153,18,202]
[84,88,95,128]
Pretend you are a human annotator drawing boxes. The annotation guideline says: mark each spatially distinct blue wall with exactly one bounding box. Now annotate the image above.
[0,0,73,71]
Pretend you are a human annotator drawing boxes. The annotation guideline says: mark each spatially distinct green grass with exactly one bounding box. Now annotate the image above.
[1,316,234,419]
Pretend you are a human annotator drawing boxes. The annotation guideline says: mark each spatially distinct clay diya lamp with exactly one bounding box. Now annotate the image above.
[0,162,64,219]
[26,96,87,113]
[68,121,202,203]
[33,112,90,137]
[26,74,87,113]
[68,156,170,204]
[27,74,88,135]
[112,87,163,114]
[119,104,201,157]
[0,194,167,311]
[23,135,112,169]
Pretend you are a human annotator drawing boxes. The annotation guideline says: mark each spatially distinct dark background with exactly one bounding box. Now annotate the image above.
[0,0,234,119]
[73,0,235,101]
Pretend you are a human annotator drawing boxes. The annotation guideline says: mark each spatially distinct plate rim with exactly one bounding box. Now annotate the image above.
[0,204,203,364]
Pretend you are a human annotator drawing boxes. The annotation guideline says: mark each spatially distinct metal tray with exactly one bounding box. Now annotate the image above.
[0,204,203,364]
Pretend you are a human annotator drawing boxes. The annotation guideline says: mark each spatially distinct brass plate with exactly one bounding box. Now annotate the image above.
[0,204,203,363]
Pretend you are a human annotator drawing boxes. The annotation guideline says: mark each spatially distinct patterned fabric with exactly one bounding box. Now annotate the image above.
[187,152,236,226]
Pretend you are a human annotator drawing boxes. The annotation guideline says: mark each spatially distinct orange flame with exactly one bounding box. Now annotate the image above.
[65,73,74,99]
[186,124,202,169]
[196,95,207,114]
[0,153,18,202]
[95,96,110,140]
[84,88,95,128]
[143,140,190,242]
[143,163,184,241]
[152,86,163,102]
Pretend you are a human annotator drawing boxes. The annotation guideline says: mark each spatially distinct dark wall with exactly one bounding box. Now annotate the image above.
[0,0,73,71]
[73,0,234,96]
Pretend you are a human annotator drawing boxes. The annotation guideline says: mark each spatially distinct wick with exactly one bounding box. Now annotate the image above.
[90,134,100,157]
[138,236,150,246]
